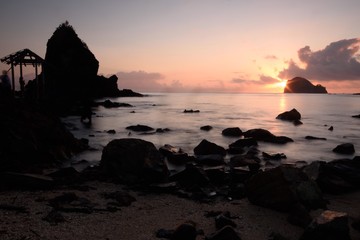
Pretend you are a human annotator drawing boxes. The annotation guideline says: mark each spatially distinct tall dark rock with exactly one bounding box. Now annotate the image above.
[284,77,327,93]
[44,21,99,101]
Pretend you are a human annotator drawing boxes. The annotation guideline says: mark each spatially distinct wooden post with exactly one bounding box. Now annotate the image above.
[10,60,15,94]
[19,62,23,94]
[35,63,39,99]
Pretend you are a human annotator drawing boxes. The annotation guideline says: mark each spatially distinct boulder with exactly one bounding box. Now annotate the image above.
[126,124,154,132]
[333,143,355,154]
[159,144,192,165]
[244,129,293,144]
[262,152,287,161]
[196,155,225,166]
[0,101,87,172]
[230,155,260,172]
[222,127,243,137]
[305,136,327,141]
[171,221,197,240]
[194,139,226,156]
[352,114,360,118]
[228,138,258,154]
[276,108,301,121]
[315,158,360,194]
[300,210,350,240]
[200,125,213,131]
[100,138,168,182]
[170,164,210,188]
[95,99,133,108]
[246,166,326,212]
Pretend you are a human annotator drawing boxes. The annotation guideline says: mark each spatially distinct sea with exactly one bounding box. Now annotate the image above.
[62,93,359,169]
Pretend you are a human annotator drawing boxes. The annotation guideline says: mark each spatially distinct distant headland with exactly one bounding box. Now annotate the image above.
[284,77,327,93]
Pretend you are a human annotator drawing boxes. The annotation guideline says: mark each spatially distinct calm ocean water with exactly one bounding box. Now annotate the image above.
[63,93,359,168]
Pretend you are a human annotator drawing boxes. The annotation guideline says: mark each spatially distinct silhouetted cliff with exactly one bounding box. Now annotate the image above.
[284,77,327,93]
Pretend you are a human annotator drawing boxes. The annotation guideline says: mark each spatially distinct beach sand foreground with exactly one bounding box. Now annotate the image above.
[1,181,359,240]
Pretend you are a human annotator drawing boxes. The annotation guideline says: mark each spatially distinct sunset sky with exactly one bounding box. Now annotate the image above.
[1,0,360,93]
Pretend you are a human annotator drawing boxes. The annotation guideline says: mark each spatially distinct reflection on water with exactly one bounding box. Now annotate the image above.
[63,93,359,165]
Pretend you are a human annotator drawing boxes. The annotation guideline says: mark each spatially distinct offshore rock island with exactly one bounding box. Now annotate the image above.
[284,77,328,93]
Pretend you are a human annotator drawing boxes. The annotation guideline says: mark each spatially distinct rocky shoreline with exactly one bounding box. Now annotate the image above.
[1,98,359,239]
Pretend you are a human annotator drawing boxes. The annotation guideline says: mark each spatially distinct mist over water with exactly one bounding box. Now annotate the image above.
[63,93,359,166]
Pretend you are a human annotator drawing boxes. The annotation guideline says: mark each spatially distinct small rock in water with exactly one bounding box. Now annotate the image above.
[200,125,213,131]
[328,126,334,131]
[183,109,200,113]
[332,143,355,154]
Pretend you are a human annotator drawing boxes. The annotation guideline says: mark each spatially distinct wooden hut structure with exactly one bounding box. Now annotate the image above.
[1,48,45,97]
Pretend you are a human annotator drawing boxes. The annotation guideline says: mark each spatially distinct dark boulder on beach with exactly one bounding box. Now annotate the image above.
[194,139,226,156]
[222,127,243,137]
[246,166,326,212]
[276,108,301,121]
[0,101,87,172]
[333,143,355,154]
[300,210,350,240]
[306,157,360,194]
[159,144,192,165]
[284,77,327,93]
[100,138,168,182]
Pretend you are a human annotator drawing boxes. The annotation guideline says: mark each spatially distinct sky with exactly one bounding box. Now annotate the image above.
[1,0,360,93]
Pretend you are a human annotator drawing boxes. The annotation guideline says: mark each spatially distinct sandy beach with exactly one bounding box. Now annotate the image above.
[1,180,359,240]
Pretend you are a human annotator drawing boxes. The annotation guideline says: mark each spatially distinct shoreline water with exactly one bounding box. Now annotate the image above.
[65,92,359,168]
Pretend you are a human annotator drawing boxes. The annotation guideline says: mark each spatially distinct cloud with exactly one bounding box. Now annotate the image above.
[278,38,360,81]
[232,75,279,85]
[112,70,166,92]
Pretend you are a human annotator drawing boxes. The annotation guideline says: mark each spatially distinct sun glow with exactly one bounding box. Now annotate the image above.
[279,80,287,88]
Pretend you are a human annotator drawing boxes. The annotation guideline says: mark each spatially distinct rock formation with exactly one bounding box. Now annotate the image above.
[284,77,327,93]
[41,21,142,111]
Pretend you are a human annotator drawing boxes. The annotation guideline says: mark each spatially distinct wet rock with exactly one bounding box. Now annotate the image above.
[352,114,360,118]
[183,109,200,113]
[156,128,171,133]
[95,99,133,108]
[196,155,225,166]
[159,144,192,165]
[276,108,301,121]
[171,221,197,240]
[305,136,327,140]
[315,158,360,194]
[300,210,350,240]
[262,152,287,161]
[243,128,293,144]
[328,126,334,131]
[107,129,116,134]
[230,155,260,173]
[0,172,54,190]
[101,138,168,183]
[287,203,313,228]
[170,164,210,188]
[222,127,243,137]
[228,138,258,154]
[201,125,213,131]
[246,166,326,212]
[126,124,154,132]
[206,226,241,240]
[204,166,226,185]
[333,143,355,154]
[194,139,226,156]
